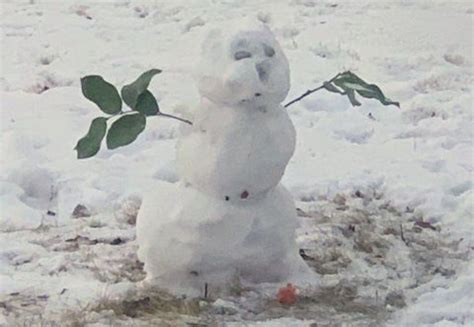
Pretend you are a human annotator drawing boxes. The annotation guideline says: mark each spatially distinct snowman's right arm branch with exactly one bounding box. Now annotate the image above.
[107,110,193,125]
[157,112,193,125]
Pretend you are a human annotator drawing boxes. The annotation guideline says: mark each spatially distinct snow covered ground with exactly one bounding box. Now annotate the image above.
[1,0,472,326]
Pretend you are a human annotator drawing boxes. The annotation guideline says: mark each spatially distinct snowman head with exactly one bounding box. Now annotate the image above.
[196,21,290,108]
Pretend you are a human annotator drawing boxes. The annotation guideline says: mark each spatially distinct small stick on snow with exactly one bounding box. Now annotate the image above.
[204,283,208,299]
[400,223,409,246]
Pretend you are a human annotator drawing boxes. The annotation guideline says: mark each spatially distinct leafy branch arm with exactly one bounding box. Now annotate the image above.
[284,73,343,108]
[284,71,399,109]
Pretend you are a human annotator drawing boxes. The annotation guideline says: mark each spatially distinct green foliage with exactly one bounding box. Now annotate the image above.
[75,117,107,159]
[121,69,162,109]
[76,69,161,159]
[80,76,122,114]
[77,69,399,159]
[322,81,343,94]
[106,113,146,149]
[327,71,400,108]
[135,90,159,116]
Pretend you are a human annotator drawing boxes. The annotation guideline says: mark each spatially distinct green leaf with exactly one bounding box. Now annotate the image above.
[121,69,162,109]
[346,89,361,106]
[135,90,159,116]
[106,113,146,149]
[75,117,107,159]
[356,85,399,107]
[323,81,344,94]
[333,71,399,108]
[81,76,122,114]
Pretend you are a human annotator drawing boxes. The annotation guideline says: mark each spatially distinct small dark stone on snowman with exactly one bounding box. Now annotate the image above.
[110,237,123,245]
[72,204,91,218]
[240,190,249,199]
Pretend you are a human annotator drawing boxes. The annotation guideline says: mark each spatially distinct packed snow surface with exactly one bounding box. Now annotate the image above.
[1,0,472,326]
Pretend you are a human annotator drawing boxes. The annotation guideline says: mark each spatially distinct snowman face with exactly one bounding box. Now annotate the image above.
[196,24,290,108]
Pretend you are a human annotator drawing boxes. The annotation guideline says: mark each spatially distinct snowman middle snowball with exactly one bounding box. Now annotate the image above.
[137,22,314,297]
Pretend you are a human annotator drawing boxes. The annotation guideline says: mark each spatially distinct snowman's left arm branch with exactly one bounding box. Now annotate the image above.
[284,73,343,108]
[285,71,400,109]
[284,85,325,108]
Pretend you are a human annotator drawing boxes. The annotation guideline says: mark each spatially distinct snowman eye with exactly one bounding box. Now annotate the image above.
[263,44,275,57]
[234,51,252,60]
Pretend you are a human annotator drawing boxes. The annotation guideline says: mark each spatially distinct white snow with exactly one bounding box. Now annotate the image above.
[0,0,472,326]
[390,263,474,326]
[138,22,314,297]
[194,20,290,108]
[137,182,314,297]
[176,97,296,199]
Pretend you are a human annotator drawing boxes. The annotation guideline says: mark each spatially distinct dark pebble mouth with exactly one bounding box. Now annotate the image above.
[241,93,263,103]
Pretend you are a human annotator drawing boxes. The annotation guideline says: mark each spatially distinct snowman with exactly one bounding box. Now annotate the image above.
[136,21,315,297]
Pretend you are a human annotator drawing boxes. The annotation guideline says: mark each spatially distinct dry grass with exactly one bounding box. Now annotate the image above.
[92,288,202,319]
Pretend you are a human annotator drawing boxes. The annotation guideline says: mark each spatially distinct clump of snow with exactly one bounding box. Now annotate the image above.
[138,182,315,297]
[137,22,314,297]
[176,97,296,199]
[0,181,44,231]
[184,16,205,33]
[194,20,290,108]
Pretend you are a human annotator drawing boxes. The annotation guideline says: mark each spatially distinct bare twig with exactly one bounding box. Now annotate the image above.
[106,110,193,125]
[284,72,343,108]
[157,112,193,125]
[400,224,409,246]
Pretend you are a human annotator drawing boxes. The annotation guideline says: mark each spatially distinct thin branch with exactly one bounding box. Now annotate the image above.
[284,85,325,108]
[157,112,193,125]
[105,111,125,120]
[400,223,409,246]
[284,72,343,108]
[106,110,193,125]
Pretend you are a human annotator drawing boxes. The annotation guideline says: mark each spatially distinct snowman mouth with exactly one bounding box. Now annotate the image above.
[240,93,263,104]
